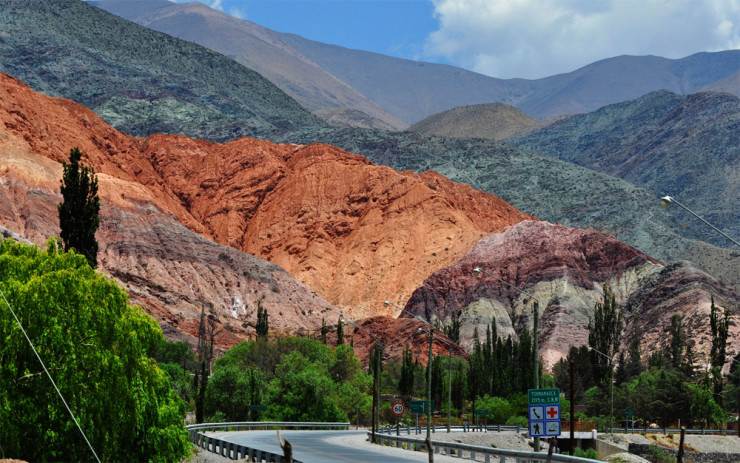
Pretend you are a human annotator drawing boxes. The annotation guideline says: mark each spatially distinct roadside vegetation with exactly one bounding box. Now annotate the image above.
[0,238,191,462]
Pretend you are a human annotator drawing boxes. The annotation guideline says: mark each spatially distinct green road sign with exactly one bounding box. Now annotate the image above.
[410,400,434,414]
[248,404,267,411]
[528,388,560,405]
[625,408,635,417]
[475,409,488,416]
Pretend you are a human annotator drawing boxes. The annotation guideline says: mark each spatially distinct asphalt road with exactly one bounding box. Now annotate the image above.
[210,429,440,463]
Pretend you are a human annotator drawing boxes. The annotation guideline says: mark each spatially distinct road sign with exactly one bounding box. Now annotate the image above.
[528,388,560,437]
[475,409,488,416]
[391,400,405,416]
[248,404,267,411]
[410,400,434,414]
[625,408,635,417]
[528,388,560,405]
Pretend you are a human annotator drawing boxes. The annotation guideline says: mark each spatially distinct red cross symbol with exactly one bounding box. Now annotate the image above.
[547,407,558,418]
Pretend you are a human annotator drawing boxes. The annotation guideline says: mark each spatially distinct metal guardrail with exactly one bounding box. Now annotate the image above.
[186,421,350,462]
[608,426,739,436]
[186,421,350,432]
[372,431,601,463]
[381,423,528,435]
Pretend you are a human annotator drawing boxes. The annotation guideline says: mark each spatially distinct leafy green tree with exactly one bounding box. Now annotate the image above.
[709,296,730,406]
[335,369,373,426]
[553,345,594,404]
[0,238,189,462]
[723,353,740,417]
[330,343,360,383]
[159,362,194,412]
[151,337,196,371]
[444,314,460,344]
[399,344,415,402]
[630,367,691,426]
[687,383,725,428]
[205,365,265,421]
[58,147,100,268]
[256,300,269,338]
[476,395,515,424]
[266,351,347,422]
[626,327,643,379]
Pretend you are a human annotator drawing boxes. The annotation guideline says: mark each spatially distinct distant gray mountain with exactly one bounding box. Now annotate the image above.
[0,0,323,142]
[95,0,740,125]
[508,90,740,250]
[90,0,408,130]
[4,0,736,292]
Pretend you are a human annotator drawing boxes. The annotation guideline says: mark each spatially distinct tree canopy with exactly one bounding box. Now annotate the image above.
[0,238,190,462]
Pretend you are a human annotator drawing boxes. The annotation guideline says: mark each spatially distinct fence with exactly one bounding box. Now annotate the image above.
[372,431,601,463]
[186,421,350,462]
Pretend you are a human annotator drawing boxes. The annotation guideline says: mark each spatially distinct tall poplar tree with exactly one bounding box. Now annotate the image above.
[58,147,100,268]
[588,284,623,384]
[256,301,269,338]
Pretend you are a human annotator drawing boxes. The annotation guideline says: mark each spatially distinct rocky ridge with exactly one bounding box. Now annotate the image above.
[403,221,740,369]
[0,72,530,348]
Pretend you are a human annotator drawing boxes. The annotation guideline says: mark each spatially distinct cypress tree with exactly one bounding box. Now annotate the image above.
[256,301,269,338]
[336,316,344,345]
[58,147,100,268]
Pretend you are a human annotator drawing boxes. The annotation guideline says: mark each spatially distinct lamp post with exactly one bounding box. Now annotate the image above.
[660,195,740,247]
[588,346,616,433]
[418,326,434,459]
[473,266,540,449]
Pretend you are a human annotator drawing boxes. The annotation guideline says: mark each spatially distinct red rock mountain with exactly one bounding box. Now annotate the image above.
[0,72,532,353]
[403,221,740,370]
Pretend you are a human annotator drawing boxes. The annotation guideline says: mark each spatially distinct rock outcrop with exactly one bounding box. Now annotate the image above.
[0,147,341,350]
[0,72,533,321]
[0,72,531,354]
[403,221,739,369]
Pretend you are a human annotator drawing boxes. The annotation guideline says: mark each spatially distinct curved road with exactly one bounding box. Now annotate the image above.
[209,429,444,463]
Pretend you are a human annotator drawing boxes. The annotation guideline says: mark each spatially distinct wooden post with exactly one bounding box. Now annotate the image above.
[677,426,685,463]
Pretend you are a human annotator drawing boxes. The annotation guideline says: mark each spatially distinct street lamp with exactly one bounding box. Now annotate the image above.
[473,266,540,450]
[588,346,616,433]
[660,195,740,247]
[416,325,434,460]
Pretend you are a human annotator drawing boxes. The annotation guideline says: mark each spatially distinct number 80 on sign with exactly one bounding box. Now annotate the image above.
[391,400,405,416]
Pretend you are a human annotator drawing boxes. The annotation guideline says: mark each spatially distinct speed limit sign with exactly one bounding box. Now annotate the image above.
[391,400,405,416]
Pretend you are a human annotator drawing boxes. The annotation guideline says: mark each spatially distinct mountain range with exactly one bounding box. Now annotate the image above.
[2,71,737,369]
[1,0,738,366]
[93,0,740,128]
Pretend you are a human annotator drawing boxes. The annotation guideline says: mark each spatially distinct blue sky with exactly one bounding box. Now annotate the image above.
[176,0,740,79]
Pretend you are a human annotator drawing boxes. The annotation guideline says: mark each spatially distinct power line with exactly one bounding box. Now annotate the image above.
[0,286,101,463]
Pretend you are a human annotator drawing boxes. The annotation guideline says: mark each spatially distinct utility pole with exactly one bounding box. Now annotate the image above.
[533,301,540,452]
[447,345,452,433]
[570,359,575,452]
[426,328,434,463]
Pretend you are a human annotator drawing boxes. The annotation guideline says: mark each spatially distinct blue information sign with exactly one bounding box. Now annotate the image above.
[527,388,561,437]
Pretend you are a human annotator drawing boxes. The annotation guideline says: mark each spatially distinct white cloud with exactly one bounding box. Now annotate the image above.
[173,0,223,10]
[424,0,740,79]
